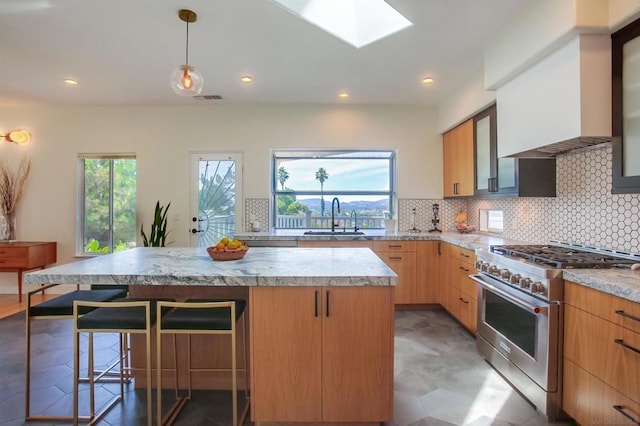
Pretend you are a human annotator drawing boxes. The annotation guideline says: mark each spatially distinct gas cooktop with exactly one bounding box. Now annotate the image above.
[490,243,640,269]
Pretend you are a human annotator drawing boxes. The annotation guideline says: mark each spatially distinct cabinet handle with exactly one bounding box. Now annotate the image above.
[614,339,640,355]
[459,252,470,258]
[459,266,469,272]
[437,242,441,255]
[615,310,640,323]
[390,256,402,261]
[459,297,469,304]
[314,290,319,317]
[326,290,330,317]
[613,405,640,425]
[388,244,402,249]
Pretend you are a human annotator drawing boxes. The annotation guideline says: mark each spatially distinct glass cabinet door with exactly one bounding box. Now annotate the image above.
[612,17,640,193]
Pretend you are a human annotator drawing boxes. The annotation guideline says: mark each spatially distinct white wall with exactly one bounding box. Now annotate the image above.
[0,103,439,294]
[436,70,496,134]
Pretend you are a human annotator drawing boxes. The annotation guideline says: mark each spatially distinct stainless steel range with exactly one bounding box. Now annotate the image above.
[471,242,640,421]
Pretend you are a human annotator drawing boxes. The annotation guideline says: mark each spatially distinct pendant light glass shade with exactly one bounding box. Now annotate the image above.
[171,9,203,96]
[170,64,204,96]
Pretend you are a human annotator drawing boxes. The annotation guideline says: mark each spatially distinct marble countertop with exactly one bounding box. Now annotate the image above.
[563,269,640,303]
[234,229,640,304]
[235,229,523,251]
[24,247,397,287]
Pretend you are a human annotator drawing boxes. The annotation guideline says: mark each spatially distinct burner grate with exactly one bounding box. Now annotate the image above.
[490,245,638,269]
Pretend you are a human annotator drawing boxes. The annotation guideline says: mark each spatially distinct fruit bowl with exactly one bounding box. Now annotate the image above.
[207,246,249,261]
[455,223,476,234]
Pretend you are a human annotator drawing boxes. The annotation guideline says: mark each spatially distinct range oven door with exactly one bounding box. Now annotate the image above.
[471,273,560,391]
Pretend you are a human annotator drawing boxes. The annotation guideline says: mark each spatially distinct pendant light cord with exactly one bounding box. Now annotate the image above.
[185,19,190,65]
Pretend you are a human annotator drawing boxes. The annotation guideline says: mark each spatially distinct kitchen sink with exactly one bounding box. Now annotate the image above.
[303,231,365,235]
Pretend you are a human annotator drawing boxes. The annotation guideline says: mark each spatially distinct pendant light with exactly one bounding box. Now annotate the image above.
[170,9,204,96]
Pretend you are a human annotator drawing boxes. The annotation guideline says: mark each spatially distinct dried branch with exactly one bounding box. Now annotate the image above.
[0,155,31,215]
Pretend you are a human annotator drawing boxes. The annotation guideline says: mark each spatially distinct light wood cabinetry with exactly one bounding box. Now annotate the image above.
[415,241,440,303]
[372,241,416,305]
[443,119,474,197]
[301,240,441,306]
[563,281,640,425]
[250,286,394,423]
[440,243,477,333]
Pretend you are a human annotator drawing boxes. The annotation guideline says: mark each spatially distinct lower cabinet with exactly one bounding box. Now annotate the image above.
[440,243,477,333]
[250,286,394,423]
[563,281,640,425]
[372,241,417,304]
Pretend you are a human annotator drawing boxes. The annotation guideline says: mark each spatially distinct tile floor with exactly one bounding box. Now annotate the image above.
[0,309,574,425]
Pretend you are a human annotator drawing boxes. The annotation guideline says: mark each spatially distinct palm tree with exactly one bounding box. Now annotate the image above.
[277,166,289,190]
[315,167,329,216]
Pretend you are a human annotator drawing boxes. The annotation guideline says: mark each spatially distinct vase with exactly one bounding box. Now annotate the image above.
[0,211,17,241]
[384,219,396,233]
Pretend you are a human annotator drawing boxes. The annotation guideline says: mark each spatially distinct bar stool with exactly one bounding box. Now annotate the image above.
[25,284,129,421]
[72,298,171,426]
[156,299,249,426]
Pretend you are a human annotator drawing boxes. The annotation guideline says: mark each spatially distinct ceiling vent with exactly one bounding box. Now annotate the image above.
[194,95,223,100]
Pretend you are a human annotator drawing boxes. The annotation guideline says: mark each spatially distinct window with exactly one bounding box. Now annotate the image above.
[272,150,396,229]
[479,209,503,233]
[78,154,136,255]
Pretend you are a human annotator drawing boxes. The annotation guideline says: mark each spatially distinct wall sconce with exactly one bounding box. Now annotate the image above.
[1,129,31,145]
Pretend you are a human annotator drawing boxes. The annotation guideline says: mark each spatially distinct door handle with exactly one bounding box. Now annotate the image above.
[192,217,205,222]
[191,228,204,234]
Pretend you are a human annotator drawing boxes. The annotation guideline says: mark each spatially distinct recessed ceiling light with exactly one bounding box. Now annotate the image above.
[63,78,78,85]
[338,92,349,99]
[240,76,253,83]
[421,77,435,85]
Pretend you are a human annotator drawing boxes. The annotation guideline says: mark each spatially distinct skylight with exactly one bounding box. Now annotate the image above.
[272,0,413,48]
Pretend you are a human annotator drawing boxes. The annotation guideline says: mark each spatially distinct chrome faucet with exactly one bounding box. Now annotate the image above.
[331,197,340,232]
[351,210,359,232]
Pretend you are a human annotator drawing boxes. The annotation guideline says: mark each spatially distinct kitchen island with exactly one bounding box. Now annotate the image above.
[24,247,397,425]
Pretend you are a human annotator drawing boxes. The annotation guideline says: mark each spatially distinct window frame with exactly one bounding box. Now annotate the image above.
[76,153,136,256]
[271,149,397,229]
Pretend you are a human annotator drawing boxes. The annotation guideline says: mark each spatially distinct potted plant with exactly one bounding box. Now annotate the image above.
[140,201,171,247]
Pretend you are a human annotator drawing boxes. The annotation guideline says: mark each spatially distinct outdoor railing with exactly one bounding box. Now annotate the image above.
[276,212,385,229]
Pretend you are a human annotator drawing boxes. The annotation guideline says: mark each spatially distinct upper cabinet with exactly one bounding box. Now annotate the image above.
[443,119,474,197]
[475,104,556,198]
[444,105,556,199]
[612,16,640,194]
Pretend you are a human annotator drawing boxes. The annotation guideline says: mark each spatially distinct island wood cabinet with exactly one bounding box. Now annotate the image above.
[443,119,474,197]
[563,281,640,425]
[440,243,477,333]
[0,241,57,302]
[250,286,394,423]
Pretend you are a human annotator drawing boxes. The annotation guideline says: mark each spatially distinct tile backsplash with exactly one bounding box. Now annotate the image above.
[245,144,640,253]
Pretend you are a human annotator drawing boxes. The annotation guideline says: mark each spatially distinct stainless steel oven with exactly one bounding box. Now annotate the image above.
[471,273,561,419]
[473,242,640,422]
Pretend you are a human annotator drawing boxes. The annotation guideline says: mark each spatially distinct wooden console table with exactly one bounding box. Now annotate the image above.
[0,242,56,302]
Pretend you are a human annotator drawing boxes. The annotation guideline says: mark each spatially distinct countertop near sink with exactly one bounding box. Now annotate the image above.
[234,229,521,251]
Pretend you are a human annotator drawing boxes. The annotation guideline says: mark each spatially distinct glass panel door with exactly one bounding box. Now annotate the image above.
[190,153,243,247]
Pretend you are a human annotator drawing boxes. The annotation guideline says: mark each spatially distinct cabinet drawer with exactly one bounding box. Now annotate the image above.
[564,358,640,426]
[0,247,29,267]
[564,304,640,402]
[447,245,475,262]
[566,281,640,334]
[372,241,416,253]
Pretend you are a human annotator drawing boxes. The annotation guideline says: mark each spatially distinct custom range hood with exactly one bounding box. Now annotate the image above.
[496,34,612,158]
